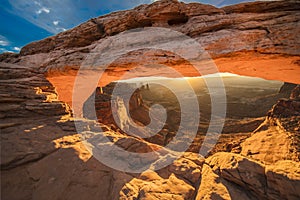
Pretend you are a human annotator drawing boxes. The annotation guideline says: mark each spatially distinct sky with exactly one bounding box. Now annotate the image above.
[0,0,259,54]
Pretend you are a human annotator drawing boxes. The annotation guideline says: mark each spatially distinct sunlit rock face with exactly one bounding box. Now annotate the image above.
[271,85,300,117]
[83,75,296,156]
[2,61,299,199]
[196,152,300,200]
[1,0,299,84]
[239,84,300,164]
[83,83,150,129]
[83,82,174,146]
[17,0,300,57]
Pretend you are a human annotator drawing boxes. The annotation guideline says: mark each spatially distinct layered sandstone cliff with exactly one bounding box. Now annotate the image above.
[1,0,299,84]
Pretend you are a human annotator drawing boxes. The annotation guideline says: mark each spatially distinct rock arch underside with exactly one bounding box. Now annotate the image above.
[1,0,300,200]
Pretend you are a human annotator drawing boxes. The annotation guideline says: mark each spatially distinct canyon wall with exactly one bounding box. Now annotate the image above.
[1,60,300,199]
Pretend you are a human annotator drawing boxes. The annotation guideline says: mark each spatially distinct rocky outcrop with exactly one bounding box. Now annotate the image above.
[240,84,300,164]
[197,152,300,200]
[84,83,181,146]
[0,62,71,170]
[16,0,300,57]
[83,83,150,126]
[17,0,222,56]
[0,61,206,200]
[271,85,300,117]
[2,60,299,199]
[279,82,298,96]
[0,0,299,85]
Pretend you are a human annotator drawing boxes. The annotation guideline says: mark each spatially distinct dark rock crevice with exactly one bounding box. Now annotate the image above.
[1,149,59,171]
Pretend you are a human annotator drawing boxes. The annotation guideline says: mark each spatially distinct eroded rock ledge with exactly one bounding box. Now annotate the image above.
[1,60,300,199]
[0,62,206,199]
[17,0,300,56]
[1,0,299,84]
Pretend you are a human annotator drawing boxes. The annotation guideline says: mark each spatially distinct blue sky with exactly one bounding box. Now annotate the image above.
[0,0,256,54]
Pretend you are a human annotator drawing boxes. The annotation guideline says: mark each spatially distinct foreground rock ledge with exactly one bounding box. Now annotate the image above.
[1,61,300,199]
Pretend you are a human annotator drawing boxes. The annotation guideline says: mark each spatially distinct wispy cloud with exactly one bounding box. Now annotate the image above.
[0,40,21,53]
[0,41,9,46]
[56,27,67,32]
[36,7,50,14]
[7,0,70,33]
[13,47,21,51]
[0,47,14,53]
[0,47,8,52]
[0,35,10,46]
[34,1,41,6]
[53,20,59,26]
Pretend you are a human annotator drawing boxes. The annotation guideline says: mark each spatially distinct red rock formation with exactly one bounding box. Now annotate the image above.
[1,0,299,84]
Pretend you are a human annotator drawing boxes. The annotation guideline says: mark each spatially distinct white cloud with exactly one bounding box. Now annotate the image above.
[34,1,41,6]
[36,7,50,14]
[0,40,9,46]
[0,47,13,53]
[56,27,67,32]
[13,47,21,51]
[0,35,10,46]
[7,0,75,33]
